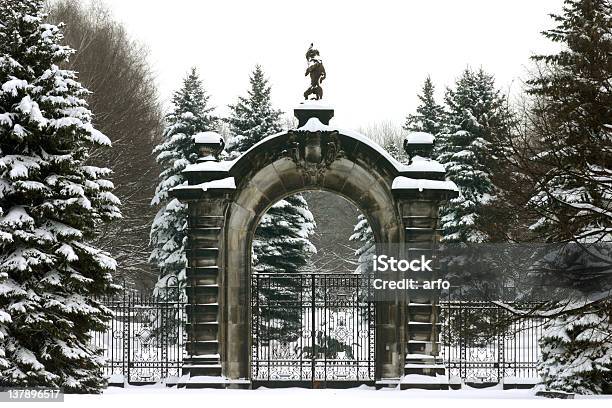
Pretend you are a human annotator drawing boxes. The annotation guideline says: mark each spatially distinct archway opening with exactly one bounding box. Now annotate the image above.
[249,191,376,385]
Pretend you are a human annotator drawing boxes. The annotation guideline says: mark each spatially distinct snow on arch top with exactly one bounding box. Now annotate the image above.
[179,115,454,196]
[217,117,447,177]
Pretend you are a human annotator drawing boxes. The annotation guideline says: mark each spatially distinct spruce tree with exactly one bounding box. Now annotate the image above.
[349,214,374,275]
[436,68,511,243]
[525,0,612,393]
[227,65,316,341]
[150,68,216,297]
[538,304,612,394]
[226,65,282,157]
[0,0,121,391]
[527,0,612,243]
[404,75,444,135]
[253,195,316,276]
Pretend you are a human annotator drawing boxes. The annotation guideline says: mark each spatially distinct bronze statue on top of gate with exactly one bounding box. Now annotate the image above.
[304,43,326,100]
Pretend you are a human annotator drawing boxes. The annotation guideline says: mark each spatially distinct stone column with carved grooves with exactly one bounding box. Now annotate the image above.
[171,132,238,388]
[184,197,224,378]
[391,132,458,389]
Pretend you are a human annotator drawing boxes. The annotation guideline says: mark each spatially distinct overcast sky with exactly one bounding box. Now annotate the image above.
[98,0,565,129]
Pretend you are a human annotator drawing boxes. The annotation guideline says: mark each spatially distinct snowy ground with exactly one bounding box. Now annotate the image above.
[46,383,612,408]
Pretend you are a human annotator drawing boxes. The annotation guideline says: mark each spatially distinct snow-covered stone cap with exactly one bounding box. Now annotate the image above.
[402,156,445,173]
[294,99,334,111]
[183,159,234,173]
[405,131,435,145]
[392,176,458,195]
[404,131,436,161]
[194,177,235,191]
[194,131,226,161]
[194,131,224,144]
[171,177,236,196]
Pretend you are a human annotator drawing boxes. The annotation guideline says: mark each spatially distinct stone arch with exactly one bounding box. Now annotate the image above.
[225,146,402,379]
[171,105,458,388]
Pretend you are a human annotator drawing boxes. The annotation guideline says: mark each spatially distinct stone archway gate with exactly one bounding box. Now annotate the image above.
[170,103,458,389]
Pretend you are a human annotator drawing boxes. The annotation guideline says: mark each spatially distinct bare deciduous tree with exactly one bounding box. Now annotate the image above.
[358,120,408,163]
[47,0,163,290]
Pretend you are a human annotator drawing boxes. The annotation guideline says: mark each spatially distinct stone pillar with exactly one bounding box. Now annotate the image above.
[400,198,446,388]
[183,198,225,379]
[171,132,245,388]
[375,300,403,386]
[391,132,459,389]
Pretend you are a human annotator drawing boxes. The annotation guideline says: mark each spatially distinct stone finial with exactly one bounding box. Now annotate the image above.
[194,131,225,161]
[404,132,435,162]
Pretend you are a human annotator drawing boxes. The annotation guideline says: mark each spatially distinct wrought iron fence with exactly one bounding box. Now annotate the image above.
[440,295,545,383]
[90,279,546,385]
[91,278,185,383]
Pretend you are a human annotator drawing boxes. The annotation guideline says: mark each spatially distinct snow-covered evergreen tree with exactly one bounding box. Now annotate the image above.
[538,305,612,394]
[253,195,316,275]
[225,65,282,157]
[226,65,315,275]
[404,75,444,136]
[527,0,612,244]
[349,214,374,275]
[227,65,316,340]
[255,195,316,340]
[0,0,121,392]
[150,68,216,297]
[525,0,612,393]
[436,68,511,243]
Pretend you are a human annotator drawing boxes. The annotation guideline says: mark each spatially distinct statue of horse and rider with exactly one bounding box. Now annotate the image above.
[304,43,326,100]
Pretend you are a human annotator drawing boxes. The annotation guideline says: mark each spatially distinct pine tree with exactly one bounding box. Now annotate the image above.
[227,65,316,341]
[150,68,216,298]
[538,304,612,394]
[404,75,444,135]
[0,0,121,391]
[254,195,316,341]
[524,0,612,393]
[436,68,512,243]
[349,214,374,275]
[253,195,316,275]
[225,65,282,157]
[527,0,612,243]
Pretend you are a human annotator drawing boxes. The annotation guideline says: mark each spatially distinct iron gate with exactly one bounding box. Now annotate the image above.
[251,273,375,384]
